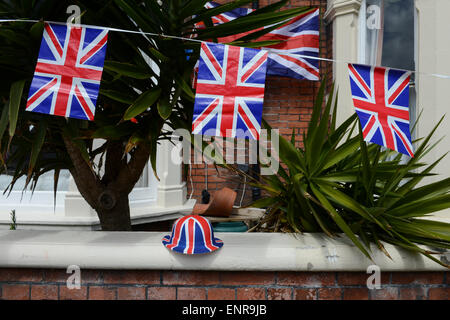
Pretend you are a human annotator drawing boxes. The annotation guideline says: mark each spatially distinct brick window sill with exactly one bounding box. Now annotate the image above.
[0,230,447,271]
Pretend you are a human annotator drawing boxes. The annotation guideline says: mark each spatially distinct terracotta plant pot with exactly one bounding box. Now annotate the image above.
[192,187,237,217]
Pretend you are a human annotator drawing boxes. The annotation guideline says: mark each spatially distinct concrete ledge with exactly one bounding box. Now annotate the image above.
[0,230,447,271]
[0,199,196,231]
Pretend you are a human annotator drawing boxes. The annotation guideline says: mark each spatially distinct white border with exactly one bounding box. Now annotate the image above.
[0,230,447,271]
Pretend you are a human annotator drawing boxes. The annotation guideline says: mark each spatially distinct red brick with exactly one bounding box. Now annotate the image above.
[237,288,265,300]
[318,288,342,300]
[267,288,292,300]
[208,288,235,300]
[280,114,299,121]
[148,287,176,300]
[370,288,399,300]
[343,288,369,300]
[220,272,275,286]
[277,272,335,287]
[177,287,207,300]
[78,270,103,284]
[428,288,449,300]
[399,288,427,300]
[31,285,58,300]
[104,270,160,285]
[45,269,99,284]
[44,269,69,283]
[88,286,117,300]
[1,284,30,300]
[0,268,43,282]
[391,272,444,285]
[294,288,317,300]
[338,272,389,286]
[117,287,146,300]
[60,286,87,300]
[163,271,219,286]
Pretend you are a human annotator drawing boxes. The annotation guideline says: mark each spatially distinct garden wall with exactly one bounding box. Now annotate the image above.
[0,269,448,300]
[186,0,332,206]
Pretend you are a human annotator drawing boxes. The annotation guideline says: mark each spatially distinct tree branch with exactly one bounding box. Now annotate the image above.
[110,143,150,194]
[102,140,126,185]
[62,135,103,209]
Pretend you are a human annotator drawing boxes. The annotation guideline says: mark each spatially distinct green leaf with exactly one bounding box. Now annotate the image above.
[99,89,136,104]
[388,194,450,218]
[310,82,334,168]
[157,97,172,120]
[175,74,195,100]
[251,196,279,208]
[103,61,155,79]
[317,182,388,233]
[262,118,305,174]
[310,184,372,259]
[9,79,25,138]
[178,0,208,19]
[29,21,44,41]
[320,137,360,171]
[27,120,47,180]
[197,7,311,40]
[53,168,60,209]
[114,0,157,33]
[123,88,161,120]
[186,0,252,26]
[393,177,450,208]
[0,104,9,145]
[148,47,170,63]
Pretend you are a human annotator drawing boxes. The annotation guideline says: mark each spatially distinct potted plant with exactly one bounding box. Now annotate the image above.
[223,80,450,268]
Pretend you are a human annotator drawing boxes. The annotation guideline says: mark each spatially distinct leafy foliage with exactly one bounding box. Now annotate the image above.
[228,80,450,267]
[0,0,312,229]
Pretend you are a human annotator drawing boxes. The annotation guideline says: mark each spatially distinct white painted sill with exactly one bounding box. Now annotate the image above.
[0,230,448,271]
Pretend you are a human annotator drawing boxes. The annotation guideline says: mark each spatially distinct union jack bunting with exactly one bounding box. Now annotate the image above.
[348,63,414,157]
[162,215,223,255]
[192,42,268,140]
[26,23,108,121]
[261,8,320,80]
[194,1,254,43]
[195,2,320,80]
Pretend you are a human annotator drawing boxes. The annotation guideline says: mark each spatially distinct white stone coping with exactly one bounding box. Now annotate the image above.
[0,230,448,271]
[0,200,196,231]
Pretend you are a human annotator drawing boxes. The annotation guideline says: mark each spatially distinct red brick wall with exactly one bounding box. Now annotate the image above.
[186,0,332,206]
[0,269,448,300]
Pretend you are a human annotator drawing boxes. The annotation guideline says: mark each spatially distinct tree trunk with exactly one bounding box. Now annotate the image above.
[96,192,132,231]
[62,135,150,231]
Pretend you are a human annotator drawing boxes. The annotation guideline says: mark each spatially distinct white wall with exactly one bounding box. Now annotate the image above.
[327,0,450,219]
[415,0,450,183]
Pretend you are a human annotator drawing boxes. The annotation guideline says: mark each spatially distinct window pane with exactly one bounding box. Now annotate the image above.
[364,0,415,70]
[381,0,415,71]
[0,170,71,192]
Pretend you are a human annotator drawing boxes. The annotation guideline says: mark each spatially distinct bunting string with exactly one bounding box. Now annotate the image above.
[2,18,450,80]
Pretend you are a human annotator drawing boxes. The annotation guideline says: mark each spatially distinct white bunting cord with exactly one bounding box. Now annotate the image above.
[2,18,450,80]
[0,19,205,44]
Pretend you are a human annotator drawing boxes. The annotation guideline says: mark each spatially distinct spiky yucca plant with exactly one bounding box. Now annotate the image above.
[227,80,450,268]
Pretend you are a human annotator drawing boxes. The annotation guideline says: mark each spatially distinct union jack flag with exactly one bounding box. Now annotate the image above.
[195,2,320,80]
[194,1,253,43]
[192,42,268,140]
[348,63,414,157]
[26,23,108,121]
[162,215,223,254]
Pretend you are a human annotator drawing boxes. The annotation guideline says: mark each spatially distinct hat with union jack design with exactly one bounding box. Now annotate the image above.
[162,215,223,255]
